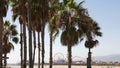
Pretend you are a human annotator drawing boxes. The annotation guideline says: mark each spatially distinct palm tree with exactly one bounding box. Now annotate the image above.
[2,21,19,66]
[11,0,28,68]
[27,0,33,68]
[48,1,86,68]
[31,10,37,68]
[35,0,49,68]
[48,0,60,68]
[19,19,23,68]
[33,1,52,68]
[87,25,102,68]
[49,19,59,68]
[83,17,102,68]
[31,1,42,67]
[71,1,102,67]
[53,1,85,68]
[32,1,49,68]
[61,27,79,68]
[41,0,48,67]
[0,0,8,66]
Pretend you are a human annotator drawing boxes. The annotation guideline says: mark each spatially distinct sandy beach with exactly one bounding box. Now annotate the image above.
[7,65,120,68]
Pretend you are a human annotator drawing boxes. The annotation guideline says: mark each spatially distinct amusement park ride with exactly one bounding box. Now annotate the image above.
[53,53,85,65]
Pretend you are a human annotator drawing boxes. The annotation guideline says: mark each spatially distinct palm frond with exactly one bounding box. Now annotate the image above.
[52,30,59,41]
[10,24,16,30]
[12,29,18,36]
[4,21,10,26]
[12,37,19,44]
[8,42,14,50]
[12,13,18,22]
[78,0,84,7]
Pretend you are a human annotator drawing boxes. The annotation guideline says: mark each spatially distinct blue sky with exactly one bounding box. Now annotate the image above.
[4,0,120,63]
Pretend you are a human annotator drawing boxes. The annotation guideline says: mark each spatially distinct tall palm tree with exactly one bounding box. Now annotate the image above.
[32,1,49,68]
[48,0,60,68]
[31,1,44,67]
[0,0,8,66]
[86,23,102,68]
[49,19,59,68]
[53,1,85,68]
[61,27,79,68]
[82,17,102,68]
[19,19,23,68]
[72,1,102,67]
[41,1,48,67]
[48,1,85,68]
[11,0,28,68]
[36,0,49,68]
[31,1,42,67]
[27,0,33,68]
[2,21,19,66]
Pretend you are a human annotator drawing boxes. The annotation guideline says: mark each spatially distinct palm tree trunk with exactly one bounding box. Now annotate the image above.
[87,48,91,68]
[0,17,3,66]
[20,23,23,68]
[68,44,72,68]
[38,32,40,68]
[41,23,45,68]
[32,29,36,66]
[49,32,53,68]
[27,0,33,68]
[23,18,27,68]
[4,54,7,67]
[41,0,46,67]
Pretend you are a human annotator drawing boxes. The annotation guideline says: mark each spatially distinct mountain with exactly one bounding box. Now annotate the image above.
[93,54,120,62]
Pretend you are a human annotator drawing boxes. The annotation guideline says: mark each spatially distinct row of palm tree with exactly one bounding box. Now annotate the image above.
[0,0,102,68]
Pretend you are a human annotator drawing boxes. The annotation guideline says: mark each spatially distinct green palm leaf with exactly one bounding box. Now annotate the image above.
[10,24,16,30]
[4,21,10,26]
[12,13,18,22]
[12,37,19,44]
[12,29,18,36]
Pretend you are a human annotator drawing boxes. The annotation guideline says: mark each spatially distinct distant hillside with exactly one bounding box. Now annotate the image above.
[94,54,120,62]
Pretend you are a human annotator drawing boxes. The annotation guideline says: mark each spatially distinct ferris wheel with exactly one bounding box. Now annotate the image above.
[53,52,66,62]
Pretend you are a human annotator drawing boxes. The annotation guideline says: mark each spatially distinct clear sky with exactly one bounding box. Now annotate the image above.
[4,0,120,63]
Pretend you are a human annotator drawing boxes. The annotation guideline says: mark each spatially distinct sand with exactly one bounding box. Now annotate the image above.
[7,65,120,68]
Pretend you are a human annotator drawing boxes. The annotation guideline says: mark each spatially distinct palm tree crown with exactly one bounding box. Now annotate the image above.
[2,21,18,54]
